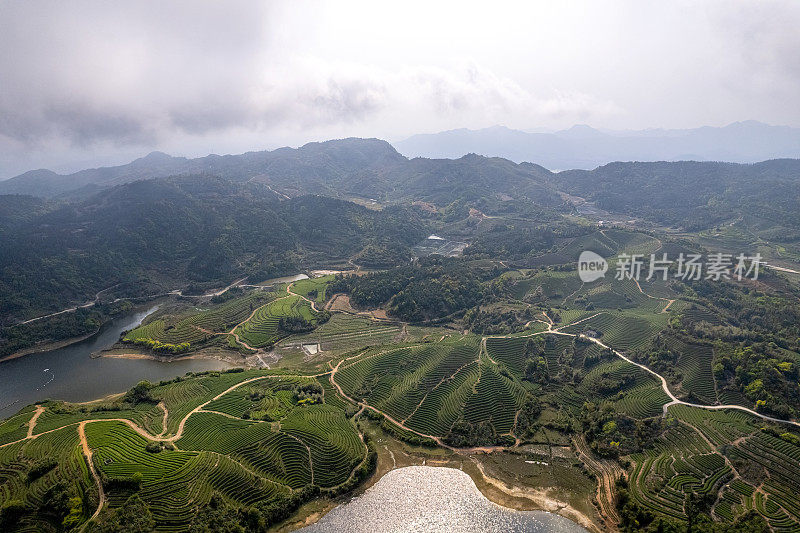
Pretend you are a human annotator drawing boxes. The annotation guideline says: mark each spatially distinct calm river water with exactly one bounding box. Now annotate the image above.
[0,306,233,419]
[301,466,588,533]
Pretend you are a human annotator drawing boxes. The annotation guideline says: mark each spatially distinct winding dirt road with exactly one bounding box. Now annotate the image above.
[287,281,320,312]
[574,436,622,527]
[9,274,800,529]
[574,333,800,428]
[26,405,45,438]
[632,277,675,313]
[78,421,106,528]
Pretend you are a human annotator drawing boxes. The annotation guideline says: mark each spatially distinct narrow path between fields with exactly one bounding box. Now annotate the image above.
[574,435,622,527]
[155,402,168,437]
[78,421,105,530]
[286,281,320,312]
[9,290,800,529]
[632,277,675,313]
[26,405,45,438]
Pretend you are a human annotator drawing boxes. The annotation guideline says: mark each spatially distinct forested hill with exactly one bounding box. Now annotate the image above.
[3,138,800,323]
[4,138,799,234]
[0,138,556,205]
[0,176,430,323]
[0,138,404,197]
[0,141,568,324]
[550,159,800,234]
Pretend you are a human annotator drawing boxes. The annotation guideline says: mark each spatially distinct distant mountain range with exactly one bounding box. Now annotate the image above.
[1,136,800,324]
[0,138,558,210]
[0,139,405,198]
[394,121,800,170]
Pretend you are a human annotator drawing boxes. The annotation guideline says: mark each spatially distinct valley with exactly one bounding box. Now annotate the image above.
[3,4,799,533]
[2,144,800,533]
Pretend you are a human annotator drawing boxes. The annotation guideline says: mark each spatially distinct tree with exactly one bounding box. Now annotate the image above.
[0,501,27,529]
[90,494,155,533]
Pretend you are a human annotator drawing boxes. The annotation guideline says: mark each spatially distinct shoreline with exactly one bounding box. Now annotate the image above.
[464,458,600,532]
[0,331,99,363]
[279,421,603,533]
[281,462,600,533]
[0,300,164,364]
[97,347,250,368]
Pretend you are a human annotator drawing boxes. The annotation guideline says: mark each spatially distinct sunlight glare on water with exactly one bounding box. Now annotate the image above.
[301,466,588,533]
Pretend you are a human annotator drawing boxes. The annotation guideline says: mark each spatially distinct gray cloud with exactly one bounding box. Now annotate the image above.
[0,0,799,178]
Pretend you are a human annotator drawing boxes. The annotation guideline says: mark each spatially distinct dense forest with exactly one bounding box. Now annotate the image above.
[0,176,430,325]
[329,257,500,323]
[4,139,799,325]
[551,159,800,234]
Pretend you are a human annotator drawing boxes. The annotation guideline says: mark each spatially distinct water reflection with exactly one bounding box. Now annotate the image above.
[301,466,588,533]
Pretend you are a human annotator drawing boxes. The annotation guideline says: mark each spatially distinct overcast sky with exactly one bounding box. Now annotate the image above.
[1,0,799,178]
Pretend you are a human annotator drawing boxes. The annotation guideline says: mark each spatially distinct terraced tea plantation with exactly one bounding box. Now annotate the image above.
[123,287,326,353]
[124,291,275,349]
[279,314,403,354]
[4,226,800,533]
[230,294,318,349]
[625,404,800,532]
[0,369,370,532]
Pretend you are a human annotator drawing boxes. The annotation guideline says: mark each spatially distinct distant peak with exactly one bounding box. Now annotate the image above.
[136,151,174,163]
[556,124,605,139]
[484,125,513,132]
[19,168,60,178]
[723,120,771,129]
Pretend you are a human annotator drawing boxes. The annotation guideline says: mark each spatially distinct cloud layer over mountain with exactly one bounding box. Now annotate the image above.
[1,1,799,177]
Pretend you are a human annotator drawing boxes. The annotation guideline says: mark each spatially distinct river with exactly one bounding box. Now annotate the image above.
[300,466,588,533]
[0,305,233,419]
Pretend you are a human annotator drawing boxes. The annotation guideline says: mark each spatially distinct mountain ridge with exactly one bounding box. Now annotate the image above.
[0,138,405,198]
[395,121,800,169]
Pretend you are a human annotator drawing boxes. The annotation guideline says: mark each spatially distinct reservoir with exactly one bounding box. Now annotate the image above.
[0,305,233,419]
[300,466,588,533]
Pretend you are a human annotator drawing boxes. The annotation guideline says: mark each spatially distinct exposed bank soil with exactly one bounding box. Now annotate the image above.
[325,293,394,322]
[573,437,622,528]
[0,332,98,363]
[26,405,45,438]
[325,293,355,312]
[466,459,601,533]
[96,348,249,367]
[279,410,602,533]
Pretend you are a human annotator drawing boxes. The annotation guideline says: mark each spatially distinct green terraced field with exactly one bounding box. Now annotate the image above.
[612,383,671,418]
[663,334,718,404]
[561,310,669,351]
[601,229,663,256]
[290,275,334,305]
[0,425,91,531]
[335,337,533,439]
[232,294,318,348]
[0,369,367,532]
[280,313,402,354]
[485,337,530,374]
[626,405,800,529]
[508,270,583,302]
[124,292,275,348]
